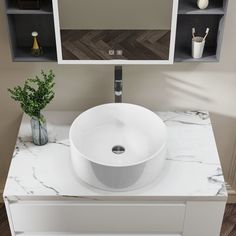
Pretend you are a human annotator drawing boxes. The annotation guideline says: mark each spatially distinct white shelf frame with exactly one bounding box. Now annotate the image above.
[52,0,179,65]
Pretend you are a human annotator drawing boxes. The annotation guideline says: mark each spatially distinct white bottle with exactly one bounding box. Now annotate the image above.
[197,0,209,9]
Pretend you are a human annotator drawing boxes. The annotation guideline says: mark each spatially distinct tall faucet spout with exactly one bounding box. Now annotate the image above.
[114,66,122,103]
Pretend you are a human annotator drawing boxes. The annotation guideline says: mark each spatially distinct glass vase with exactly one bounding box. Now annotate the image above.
[30,115,48,146]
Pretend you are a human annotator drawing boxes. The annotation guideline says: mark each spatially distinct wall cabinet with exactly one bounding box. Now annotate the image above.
[4,0,229,64]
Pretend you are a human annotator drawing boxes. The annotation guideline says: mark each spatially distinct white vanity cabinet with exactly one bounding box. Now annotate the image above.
[4,199,226,236]
[4,111,227,236]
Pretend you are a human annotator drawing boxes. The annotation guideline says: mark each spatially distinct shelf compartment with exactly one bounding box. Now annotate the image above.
[174,14,223,62]
[175,47,217,62]
[13,47,57,62]
[178,0,225,15]
[7,14,57,62]
[6,0,53,15]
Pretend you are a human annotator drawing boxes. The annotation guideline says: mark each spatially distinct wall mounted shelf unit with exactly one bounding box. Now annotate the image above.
[5,0,229,64]
[174,0,229,62]
[5,0,57,62]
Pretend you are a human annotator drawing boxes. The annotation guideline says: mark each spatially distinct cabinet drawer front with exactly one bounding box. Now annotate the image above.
[10,202,186,233]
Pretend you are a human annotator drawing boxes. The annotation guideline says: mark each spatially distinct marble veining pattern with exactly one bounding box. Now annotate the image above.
[4,111,227,201]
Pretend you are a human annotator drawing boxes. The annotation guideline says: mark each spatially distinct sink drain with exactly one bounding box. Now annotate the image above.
[112,145,125,155]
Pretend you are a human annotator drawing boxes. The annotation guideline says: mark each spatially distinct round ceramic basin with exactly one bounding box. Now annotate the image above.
[69,103,167,191]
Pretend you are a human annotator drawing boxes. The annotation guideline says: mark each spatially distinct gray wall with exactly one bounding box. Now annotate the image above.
[1,0,236,192]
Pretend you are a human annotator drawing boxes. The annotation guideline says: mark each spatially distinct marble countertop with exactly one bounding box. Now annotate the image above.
[3,110,227,201]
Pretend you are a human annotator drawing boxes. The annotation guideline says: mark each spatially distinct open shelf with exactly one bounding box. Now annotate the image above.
[175,47,217,62]
[6,6,53,15]
[6,0,53,14]
[13,47,56,62]
[174,14,223,62]
[178,0,225,15]
[7,13,57,62]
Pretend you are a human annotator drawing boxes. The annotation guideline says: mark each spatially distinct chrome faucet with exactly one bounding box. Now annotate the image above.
[114,66,122,103]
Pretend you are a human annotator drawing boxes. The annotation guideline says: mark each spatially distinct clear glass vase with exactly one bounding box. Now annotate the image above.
[30,115,48,146]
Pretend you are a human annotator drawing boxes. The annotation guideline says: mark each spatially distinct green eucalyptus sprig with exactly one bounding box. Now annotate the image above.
[8,70,55,123]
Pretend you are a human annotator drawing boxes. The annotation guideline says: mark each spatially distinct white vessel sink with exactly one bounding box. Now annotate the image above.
[69,103,167,191]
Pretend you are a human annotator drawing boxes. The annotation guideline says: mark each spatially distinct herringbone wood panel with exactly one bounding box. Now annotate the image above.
[1,203,236,235]
[61,30,170,60]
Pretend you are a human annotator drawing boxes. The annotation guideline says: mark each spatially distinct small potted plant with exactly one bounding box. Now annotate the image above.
[8,70,55,146]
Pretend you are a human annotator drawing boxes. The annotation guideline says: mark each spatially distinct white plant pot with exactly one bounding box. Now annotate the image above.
[192,37,205,59]
[197,0,209,9]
